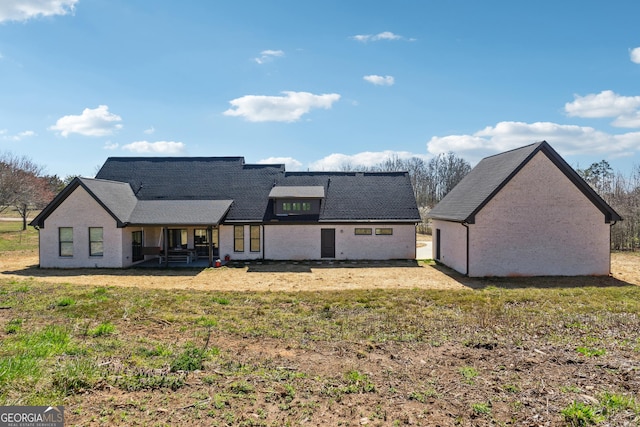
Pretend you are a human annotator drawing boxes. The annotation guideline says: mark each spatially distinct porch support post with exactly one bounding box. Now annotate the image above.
[207,226,213,267]
[163,227,169,267]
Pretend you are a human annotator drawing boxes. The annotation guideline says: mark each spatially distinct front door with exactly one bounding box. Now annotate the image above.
[321,228,335,258]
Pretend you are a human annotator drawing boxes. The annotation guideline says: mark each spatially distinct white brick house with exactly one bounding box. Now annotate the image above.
[31,157,420,268]
[428,141,622,277]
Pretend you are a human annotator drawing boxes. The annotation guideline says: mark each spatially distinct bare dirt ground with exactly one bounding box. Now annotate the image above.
[1,233,638,291]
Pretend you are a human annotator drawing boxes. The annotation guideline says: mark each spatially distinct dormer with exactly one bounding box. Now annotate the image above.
[269,186,325,216]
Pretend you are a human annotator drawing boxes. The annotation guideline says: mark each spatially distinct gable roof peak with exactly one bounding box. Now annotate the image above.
[428,140,621,224]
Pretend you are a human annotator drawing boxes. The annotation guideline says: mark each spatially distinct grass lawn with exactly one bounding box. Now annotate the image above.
[0,220,638,426]
[0,219,39,251]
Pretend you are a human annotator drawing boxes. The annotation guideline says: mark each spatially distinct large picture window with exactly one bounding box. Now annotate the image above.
[59,227,73,257]
[250,225,260,252]
[234,225,244,252]
[89,227,104,256]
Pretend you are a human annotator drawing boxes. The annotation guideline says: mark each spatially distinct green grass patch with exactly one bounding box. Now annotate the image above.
[471,402,491,415]
[170,343,209,372]
[88,322,116,337]
[0,220,39,251]
[561,401,604,426]
[56,297,76,307]
[5,318,23,334]
[459,366,479,384]
[576,346,606,357]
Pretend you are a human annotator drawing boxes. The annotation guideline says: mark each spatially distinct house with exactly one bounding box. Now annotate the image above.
[428,141,622,277]
[30,157,421,268]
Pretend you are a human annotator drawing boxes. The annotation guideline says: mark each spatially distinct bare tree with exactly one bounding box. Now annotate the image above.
[578,161,640,251]
[0,152,55,229]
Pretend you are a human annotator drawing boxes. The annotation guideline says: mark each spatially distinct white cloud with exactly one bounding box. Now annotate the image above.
[49,105,123,137]
[630,47,640,64]
[103,141,119,150]
[612,111,640,128]
[223,91,341,122]
[351,31,411,43]
[143,126,155,135]
[121,140,186,154]
[0,129,36,141]
[363,75,395,86]
[565,90,640,119]
[426,120,640,164]
[0,0,78,23]
[257,156,303,171]
[255,49,284,64]
[309,150,427,171]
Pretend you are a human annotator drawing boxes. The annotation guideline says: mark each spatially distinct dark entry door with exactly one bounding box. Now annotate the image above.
[435,229,441,260]
[132,231,143,262]
[321,228,335,258]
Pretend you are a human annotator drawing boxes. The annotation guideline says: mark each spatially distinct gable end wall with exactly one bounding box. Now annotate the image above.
[37,186,125,268]
[469,151,611,277]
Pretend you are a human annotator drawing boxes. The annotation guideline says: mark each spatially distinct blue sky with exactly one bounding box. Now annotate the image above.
[1,0,640,178]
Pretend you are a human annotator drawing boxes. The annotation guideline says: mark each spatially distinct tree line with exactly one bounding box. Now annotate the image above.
[577,160,640,251]
[339,152,472,233]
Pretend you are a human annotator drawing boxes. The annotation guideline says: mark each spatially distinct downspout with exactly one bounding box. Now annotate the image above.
[462,221,469,277]
[609,221,617,275]
[262,224,265,260]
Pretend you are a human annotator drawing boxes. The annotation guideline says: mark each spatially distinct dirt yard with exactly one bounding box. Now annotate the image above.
[1,241,638,291]
[1,240,639,425]
[2,231,638,291]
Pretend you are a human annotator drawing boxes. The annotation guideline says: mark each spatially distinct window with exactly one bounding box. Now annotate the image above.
[281,201,313,213]
[168,229,188,249]
[59,227,73,257]
[234,225,244,252]
[354,228,372,235]
[250,225,260,252]
[375,228,393,235]
[89,227,104,256]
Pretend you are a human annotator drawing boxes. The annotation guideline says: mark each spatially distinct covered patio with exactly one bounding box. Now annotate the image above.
[129,199,233,268]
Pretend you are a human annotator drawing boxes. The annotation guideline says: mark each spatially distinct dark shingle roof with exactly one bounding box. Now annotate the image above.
[95,157,284,221]
[129,200,233,225]
[428,141,622,224]
[269,171,420,222]
[32,157,420,227]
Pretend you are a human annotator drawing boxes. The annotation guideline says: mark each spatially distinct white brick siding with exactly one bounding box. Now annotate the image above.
[469,152,611,276]
[37,186,125,268]
[434,152,612,277]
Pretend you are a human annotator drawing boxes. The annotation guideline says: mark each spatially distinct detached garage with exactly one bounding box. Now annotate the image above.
[428,141,622,277]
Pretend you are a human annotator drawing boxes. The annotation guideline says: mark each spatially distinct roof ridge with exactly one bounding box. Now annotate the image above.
[481,141,545,160]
